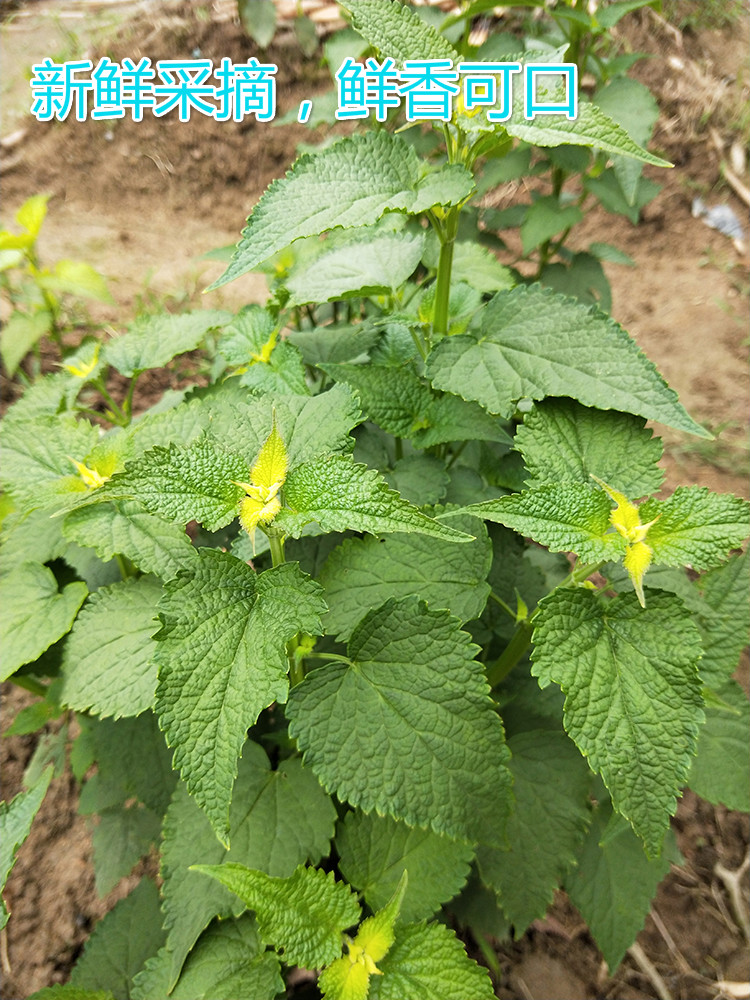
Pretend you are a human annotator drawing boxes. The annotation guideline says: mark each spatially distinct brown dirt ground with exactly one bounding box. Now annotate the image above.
[1,2,748,999]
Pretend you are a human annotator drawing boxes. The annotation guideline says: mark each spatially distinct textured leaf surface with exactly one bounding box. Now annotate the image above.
[369,921,495,1000]
[459,484,623,563]
[567,803,679,969]
[287,227,425,305]
[476,732,591,931]
[155,551,325,844]
[92,806,162,896]
[640,487,750,570]
[0,414,100,512]
[426,286,707,436]
[62,500,197,580]
[337,811,473,922]
[693,552,750,687]
[532,589,704,855]
[319,517,491,640]
[170,916,283,1000]
[61,576,162,719]
[688,680,750,812]
[515,398,663,496]
[0,562,87,679]
[104,310,231,376]
[287,597,512,846]
[95,437,248,532]
[191,864,361,969]
[343,0,458,63]
[320,363,511,448]
[277,454,473,542]
[0,767,52,929]
[595,77,659,203]
[209,132,472,288]
[27,989,114,1000]
[159,743,334,987]
[0,507,68,574]
[383,455,449,506]
[70,878,165,1000]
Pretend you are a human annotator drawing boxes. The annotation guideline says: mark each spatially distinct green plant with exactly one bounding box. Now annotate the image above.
[2,3,749,998]
[0,193,112,378]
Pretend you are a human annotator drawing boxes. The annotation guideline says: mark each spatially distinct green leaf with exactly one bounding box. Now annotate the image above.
[170,915,283,1000]
[596,0,658,28]
[94,436,247,532]
[532,589,704,856]
[27,989,115,1000]
[158,743,335,988]
[319,516,492,640]
[594,78,659,204]
[423,238,514,294]
[104,311,231,377]
[320,363,511,448]
[639,487,750,571]
[567,801,679,970]
[154,551,326,844]
[426,285,708,437]
[287,597,512,847]
[693,552,750,687]
[384,455,449,505]
[0,414,101,513]
[286,226,425,305]
[0,309,52,376]
[0,767,53,929]
[42,259,112,303]
[0,562,87,679]
[337,811,474,922]
[287,323,380,367]
[62,500,197,580]
[277,454,474,543]
[190,864,361,969]
[0,507,69,575]
[515,398,664,496]
[343,0,458,63]
[92,805,162,896]
[689,680,750,812]
[15,192,49,236]
[476,731,591,932]
[520,196,584,255]
[457,483,623,563]
[238,0,276,47]
[70,879,165,1000]
[585,169,661,224]
[61,575,162,719]
[208,132,473,289]
[369,921,495,1000]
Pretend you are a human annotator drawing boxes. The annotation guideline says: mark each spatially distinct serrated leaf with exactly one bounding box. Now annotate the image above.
[70,878,164,999]
[209,132,473,289]
[520,196,584,255]
[423,238,514,294]
[0,414,101,513]
[276,453,474,543]
[476,731,591,931]
[320,363,511,449]
[694,552,750,687]
[191,864,361,969]
[286,227,425,305]
[27,989,115,1000]
[369,921,495,1000]
[92,806,162,896]
[0,767,52,929]
[0,561,87,679]
[688,680,750,812]
[457,483,624,563]
[288,324,380,367]
[319,516,492,641]
[515,398,664,496]
[90,436,248,532]
[103,311,231,377]
[61,575,162,719]
[159,742,336,988]
[343,0,458,63]
[384,455,449,505]
[426,285,708,437]
[287,597,512,847]
[0,506,69,575]
[594,77,659,204]
[170,915,283,1000]
[639,487,750,571]
[337,811,473,922]
[62,500,197,580]
[567,801,679,970]
[154,551,325,844]
[532,589,704,855]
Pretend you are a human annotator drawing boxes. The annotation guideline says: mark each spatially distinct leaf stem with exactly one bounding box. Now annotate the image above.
[432,207,459,340]
[268,532,286,568]
[9,674,48,697]
[489,590,517,621]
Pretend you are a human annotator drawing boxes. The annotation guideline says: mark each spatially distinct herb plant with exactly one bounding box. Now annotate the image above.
[2,2,749,998]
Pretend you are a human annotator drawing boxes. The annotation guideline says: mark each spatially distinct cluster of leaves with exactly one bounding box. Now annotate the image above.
[1,3,749,999]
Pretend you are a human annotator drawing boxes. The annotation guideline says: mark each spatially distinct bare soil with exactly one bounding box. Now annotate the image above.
[1,2,748,999]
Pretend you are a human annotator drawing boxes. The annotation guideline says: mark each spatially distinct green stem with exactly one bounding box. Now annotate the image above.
[408,325,428,362]
[93,378,127,426]
[121,374,139,422]
[115,553,136,580]
[10,674,48,697]
[489,590,517,622]
[394,437,403,462]
[268,532,286,568]
[304,652,353,666]
[432,207,460,340]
